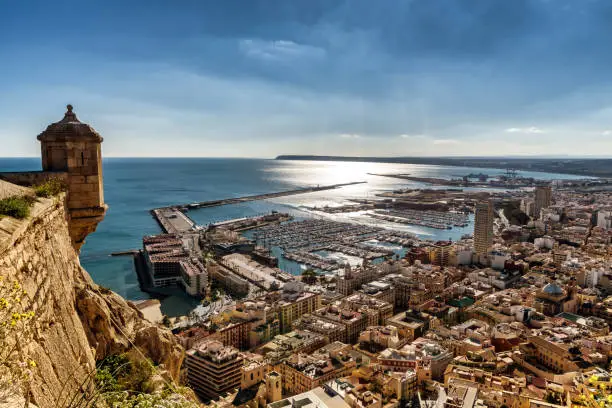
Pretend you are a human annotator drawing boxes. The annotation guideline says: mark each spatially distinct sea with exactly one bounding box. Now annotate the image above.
[0,157,586,316]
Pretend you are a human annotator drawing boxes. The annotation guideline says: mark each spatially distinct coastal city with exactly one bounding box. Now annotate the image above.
[3,2,612,407]
[131,173,612,408]
[2,104,612,408]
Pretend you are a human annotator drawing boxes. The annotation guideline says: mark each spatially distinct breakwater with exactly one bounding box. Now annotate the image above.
[153,181,366,211]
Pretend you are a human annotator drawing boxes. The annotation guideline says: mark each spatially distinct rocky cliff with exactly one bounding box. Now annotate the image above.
[0,187,183,407]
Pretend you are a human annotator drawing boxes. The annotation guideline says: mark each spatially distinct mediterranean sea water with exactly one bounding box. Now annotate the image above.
[0,157,586,315]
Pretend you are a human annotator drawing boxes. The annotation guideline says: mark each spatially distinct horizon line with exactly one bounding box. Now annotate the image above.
[3,155,612,160]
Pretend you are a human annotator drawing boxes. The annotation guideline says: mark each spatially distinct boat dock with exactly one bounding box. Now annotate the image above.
[151,207,197,234]
[154,181,366,212]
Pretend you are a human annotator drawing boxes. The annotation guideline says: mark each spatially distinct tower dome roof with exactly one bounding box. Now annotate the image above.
[542,282,564,296]
[37,105,103,143]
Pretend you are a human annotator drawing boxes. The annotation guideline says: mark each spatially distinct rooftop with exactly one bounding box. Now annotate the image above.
[37,105,103,143]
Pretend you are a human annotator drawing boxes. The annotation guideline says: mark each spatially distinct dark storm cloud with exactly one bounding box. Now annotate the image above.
[1,0,612,156]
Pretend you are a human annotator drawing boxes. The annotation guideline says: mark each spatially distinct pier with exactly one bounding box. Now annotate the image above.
[151,207,197,234]
[154,181,366,212]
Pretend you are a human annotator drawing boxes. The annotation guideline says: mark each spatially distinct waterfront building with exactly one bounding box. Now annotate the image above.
[474,201,494,256]
[142,234,211,295]
[209,263,250,296]
[186,340,243,400]
[143,234,188,287]
[180,259,208,296]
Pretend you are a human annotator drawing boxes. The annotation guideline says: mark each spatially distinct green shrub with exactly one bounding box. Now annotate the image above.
[95,352,154,394]
[33,177,66,198]
[0,196,35,219]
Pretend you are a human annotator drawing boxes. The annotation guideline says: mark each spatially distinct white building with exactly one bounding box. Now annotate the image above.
[489,250,510,270]
[597,210,612,230]
[534,236,555,250]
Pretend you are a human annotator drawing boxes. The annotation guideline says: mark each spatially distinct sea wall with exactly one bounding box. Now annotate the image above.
[0,188,184,407]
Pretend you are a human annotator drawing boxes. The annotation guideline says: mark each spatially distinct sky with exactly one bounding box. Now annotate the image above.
[1,0,612,158]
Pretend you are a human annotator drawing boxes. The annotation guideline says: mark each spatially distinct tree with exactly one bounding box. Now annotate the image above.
[301,269,318,284]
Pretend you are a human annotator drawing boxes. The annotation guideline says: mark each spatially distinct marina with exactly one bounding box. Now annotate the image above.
[253,219,383,251]
[283,250,341,271]
[209,212,293,232]
[371,208,469,229]
[372,231,418,246]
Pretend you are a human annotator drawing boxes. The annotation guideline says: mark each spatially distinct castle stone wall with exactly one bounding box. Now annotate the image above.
[0,192,184,407]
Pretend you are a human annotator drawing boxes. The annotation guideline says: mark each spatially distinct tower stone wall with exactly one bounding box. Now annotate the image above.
[266,371,282,403]
[37,105,107,251]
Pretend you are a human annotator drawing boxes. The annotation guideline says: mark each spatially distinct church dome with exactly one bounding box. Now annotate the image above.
[542,282,564,296]
[37,105,103,143]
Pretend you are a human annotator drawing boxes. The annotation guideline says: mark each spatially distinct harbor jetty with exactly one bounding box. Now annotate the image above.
[151,207,197,234]
[153,181,366,212]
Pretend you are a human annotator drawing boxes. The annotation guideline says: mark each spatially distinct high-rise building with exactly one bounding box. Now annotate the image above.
[186,340,243,400]
[534,185,552,219]
[473,201,494,256]
[429,241,452,266]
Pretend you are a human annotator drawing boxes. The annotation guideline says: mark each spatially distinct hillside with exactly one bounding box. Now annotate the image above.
[0,184,185,407]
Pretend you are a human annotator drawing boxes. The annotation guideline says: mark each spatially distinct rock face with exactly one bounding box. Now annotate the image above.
[75,286,184,380]
[0,193,183,408]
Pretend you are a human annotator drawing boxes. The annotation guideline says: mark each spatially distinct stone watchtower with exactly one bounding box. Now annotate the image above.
[265,371,282,403]
[37,105,107,251]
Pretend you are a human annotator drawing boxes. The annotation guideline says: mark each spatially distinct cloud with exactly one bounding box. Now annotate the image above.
[432,139,460,145]
[505,127,545,134]
[3,1,612,157]
[399,134,425,139]
[239,39,326,62]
